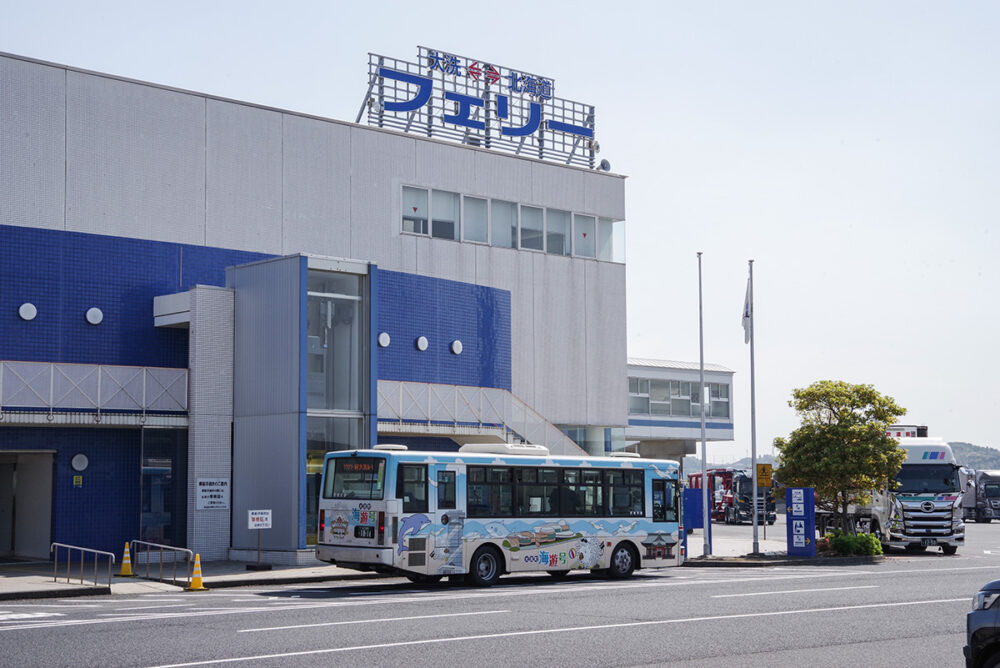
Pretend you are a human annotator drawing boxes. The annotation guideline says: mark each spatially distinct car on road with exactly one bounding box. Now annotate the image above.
[966,579,1000,667]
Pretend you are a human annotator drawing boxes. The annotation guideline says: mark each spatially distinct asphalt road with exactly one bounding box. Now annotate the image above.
[4,523,999,667]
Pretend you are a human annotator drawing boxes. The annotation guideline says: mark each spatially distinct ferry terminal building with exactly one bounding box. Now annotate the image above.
[0,49,733,563]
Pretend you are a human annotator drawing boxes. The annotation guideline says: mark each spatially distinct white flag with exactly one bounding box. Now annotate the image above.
[742,278,752,344]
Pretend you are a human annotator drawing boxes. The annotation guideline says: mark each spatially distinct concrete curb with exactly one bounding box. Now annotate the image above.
[199,571,391,590]
[0,586,110,601]
[683,554,885,567]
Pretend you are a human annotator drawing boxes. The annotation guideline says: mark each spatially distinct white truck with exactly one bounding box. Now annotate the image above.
[818,426,967,555]
[972,470,1000,523]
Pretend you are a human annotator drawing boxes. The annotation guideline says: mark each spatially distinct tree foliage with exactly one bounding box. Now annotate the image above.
[774,380,907,533]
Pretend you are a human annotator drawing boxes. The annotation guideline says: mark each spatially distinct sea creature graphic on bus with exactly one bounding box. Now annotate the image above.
[397,514,430,555]
[576,537,604,568]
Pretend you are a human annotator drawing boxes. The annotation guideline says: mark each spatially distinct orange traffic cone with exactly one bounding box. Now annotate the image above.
[118,542,134,577]
[185,553,207,591]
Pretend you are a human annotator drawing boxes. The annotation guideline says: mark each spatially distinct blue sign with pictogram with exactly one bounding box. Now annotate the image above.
[786,487,816,557]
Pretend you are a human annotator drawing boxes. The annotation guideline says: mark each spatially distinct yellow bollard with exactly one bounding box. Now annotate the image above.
[118,541,134,577]
[185,553,207,591]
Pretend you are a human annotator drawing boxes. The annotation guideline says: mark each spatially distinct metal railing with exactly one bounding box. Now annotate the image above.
[377,380,586,455]
[50,543,116,588]
[129,540,194,587]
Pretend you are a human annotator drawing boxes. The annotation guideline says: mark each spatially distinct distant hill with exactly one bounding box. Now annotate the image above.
[681,454,776,474]
[951,442,1000,470]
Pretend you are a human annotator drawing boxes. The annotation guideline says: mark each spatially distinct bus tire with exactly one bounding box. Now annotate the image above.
[608,543,637,579]
[467,545,503,587]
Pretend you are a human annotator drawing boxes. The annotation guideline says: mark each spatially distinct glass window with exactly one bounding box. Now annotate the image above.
[546,209,570,256]
[431,190,460,240]
[402,186,428,235]
[597,218,615,261]
[438,470,456,509]
[629,396,649,414]
[468,466,514,517]
[140,429,187,547]
[520,205,544,251]
[628,377,639,394]
[652,480,678,522]
[649,380,669,402]
[307,271,363,412]
[464,196,488,243]
[517,468,558,516]
[398,464,428,513]
[574,214,596,258]
[650,401,670,415]
[324,458,386,500]
[491,200,517,249]
[607,469,644,517]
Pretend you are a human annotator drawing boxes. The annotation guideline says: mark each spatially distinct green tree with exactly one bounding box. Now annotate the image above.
[773,380,907,534]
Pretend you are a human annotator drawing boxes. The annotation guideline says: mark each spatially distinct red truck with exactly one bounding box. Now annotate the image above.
[688,468,776,525]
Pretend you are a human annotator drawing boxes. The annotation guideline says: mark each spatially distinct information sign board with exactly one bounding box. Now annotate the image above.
[756,463,773,487]
[786,487,816,557]
[196,478,230,510]
[248,509,272,530]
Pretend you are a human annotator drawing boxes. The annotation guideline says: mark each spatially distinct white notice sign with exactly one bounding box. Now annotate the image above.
[196,478,230,510]
[248,509,272,530]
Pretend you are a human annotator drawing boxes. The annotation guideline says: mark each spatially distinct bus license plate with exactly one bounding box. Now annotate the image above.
[355,525,375,539]
[920,538,937,546]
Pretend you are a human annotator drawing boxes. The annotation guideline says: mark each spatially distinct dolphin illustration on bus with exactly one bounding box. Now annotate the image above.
[396,513,430,554]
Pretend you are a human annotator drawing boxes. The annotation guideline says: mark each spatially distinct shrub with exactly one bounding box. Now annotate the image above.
[822,530,883,556]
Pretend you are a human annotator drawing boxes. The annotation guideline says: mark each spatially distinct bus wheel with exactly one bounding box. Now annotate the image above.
[405,573,442,585]
[468,546,502,587]
[608,543,636,579]
[547,569,570,579]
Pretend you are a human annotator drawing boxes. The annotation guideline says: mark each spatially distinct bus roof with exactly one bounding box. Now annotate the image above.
[324,448,680,469]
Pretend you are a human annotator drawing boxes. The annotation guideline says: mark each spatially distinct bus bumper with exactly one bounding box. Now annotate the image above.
[315,544,395,567]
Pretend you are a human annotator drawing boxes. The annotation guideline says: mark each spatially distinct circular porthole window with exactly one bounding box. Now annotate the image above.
[451,340,463,355]
[19,303,37,321]
[86,307,104,325]
[416,336,429,351]
[71,454,89,472]
[378,332,391,347]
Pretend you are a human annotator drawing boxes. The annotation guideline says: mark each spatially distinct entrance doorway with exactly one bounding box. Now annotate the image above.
[0,452,54,559]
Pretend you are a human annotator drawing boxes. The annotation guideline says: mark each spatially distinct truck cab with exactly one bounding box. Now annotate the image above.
[974,470,1000,524]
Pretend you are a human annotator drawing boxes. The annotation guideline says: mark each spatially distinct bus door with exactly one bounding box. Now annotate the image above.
[433,463,466,575]
[649,478,680,564]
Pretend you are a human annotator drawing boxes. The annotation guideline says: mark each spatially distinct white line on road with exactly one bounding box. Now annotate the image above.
[114,604,195,612]
[239,609,509,633]
[712,585,878,598]
[148,597,970,668]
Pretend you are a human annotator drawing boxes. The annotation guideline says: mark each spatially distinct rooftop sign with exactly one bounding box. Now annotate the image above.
[357,46,600,169]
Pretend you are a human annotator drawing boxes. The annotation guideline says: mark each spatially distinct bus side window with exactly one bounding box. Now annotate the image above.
[397,464,428,514]
[438,470,456,510]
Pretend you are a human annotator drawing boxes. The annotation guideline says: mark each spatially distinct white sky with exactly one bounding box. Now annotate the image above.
[3,1,998,462]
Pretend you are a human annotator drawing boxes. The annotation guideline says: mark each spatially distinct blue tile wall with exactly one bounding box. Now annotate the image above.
[377,270,511,390]
[0,225,270,367]
[0,427,140,557]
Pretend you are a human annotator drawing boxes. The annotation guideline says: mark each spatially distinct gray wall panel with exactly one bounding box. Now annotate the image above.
[414,141,477,193]
[582,170,627,220]
[349,128,415,263]
[585,261,628,424]
[231,413,301,550]
[66,71,206,242]
[530,161,585,211]
[281,115,352,256]
[0,56,65,230]
[206,100,283,252]
[473,151,532,201]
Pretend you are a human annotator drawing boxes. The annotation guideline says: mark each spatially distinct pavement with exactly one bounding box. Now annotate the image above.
[0,526,876,601]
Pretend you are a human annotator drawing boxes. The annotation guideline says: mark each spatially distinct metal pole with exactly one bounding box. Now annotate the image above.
[698,252,710,557]
[749,260,760,554]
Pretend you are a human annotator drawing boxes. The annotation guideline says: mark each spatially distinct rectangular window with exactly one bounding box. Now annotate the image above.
[491,200,517,249]
[517,467,558,516]
[468,466,514,517]
[607,469,644,517]
[437,470,456,510]
[628,396,649,414]
[402,186,428,235]
[652,479,678,522]
[431,190,460,240]
[463,196,488,243]
[546,209,570,256]
[563,469,603,516]
[519,205,544,251]
[324,458,386,500]
[397,464,428,513]
[574,214,596,258]
[597,218,614,261]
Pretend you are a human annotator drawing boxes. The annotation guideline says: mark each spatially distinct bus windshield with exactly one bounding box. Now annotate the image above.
[323,457,386,500]
[895,464,959,494]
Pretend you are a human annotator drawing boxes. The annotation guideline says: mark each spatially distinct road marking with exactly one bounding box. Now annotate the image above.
[0,612,65,621]
[712,585,878,598]
[239,609,509,633]
[115,604,195,612]
[148,597,970,667]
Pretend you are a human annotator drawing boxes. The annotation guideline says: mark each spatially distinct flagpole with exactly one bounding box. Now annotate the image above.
[749,259,759,555]
[698,252,710,557]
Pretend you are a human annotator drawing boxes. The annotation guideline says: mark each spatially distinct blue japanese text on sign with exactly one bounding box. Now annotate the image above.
[785,487,816,558]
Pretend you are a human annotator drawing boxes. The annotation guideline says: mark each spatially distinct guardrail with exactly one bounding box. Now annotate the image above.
[50,543,116,588]
[129,540,194,587]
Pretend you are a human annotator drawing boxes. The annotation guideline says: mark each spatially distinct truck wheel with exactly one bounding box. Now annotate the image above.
[467,546,503,587]
[941,545,958,555]
[608,543,637,579]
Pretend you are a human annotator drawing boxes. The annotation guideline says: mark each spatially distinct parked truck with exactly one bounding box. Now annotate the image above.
[972,470,1000,523]
[817,425,967,555]
[687,468,776,525]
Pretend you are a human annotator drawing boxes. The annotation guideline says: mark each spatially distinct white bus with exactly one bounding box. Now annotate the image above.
[316,443,683,586]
